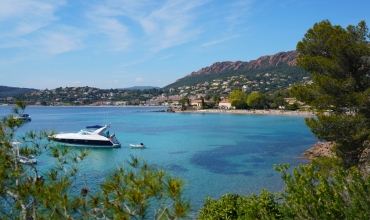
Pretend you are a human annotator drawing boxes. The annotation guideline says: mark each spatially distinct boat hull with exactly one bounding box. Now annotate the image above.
[53,138,120,147]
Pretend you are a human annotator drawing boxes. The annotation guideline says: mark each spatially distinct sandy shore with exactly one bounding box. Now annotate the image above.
[176,109,316,117]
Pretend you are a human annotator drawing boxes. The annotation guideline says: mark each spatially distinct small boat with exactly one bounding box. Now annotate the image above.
[15,114,31,121]
[51,124,121,148]
[17,155,37,164]
[10,142,37,164]
[130,143,145,148]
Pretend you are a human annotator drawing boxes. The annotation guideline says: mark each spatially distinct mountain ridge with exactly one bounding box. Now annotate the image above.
[117,86,160,90]
[0,86,38,98]
[185,50,297,79]
[164,50,303,89]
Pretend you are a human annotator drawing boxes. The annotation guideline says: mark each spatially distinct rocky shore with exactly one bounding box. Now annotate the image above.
[303,141,370,164]
[302,142,336,159]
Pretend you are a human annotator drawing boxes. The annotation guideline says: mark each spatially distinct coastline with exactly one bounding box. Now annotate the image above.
[176,109,316,117]
[0,105,316,117]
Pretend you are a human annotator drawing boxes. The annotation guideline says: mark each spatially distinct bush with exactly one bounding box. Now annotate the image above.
[198,190,282,220]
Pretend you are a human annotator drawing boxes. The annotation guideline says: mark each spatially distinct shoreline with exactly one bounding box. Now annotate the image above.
[176,109,316,117]
[0,105,316,117]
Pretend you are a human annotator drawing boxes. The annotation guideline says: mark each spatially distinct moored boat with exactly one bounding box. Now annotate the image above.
[15,114,31,121]
[130,143,145,148]
[51,124,121,148]
[17,155,37,164]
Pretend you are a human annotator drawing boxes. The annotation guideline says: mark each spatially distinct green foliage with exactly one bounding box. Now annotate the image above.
[310,157,343,177]
[285,103,299,111]
[97,156,190,219]
[212,94,221,104]
[305,113,370,167]
[275,163,370,219]
[0,86,37,98]
[198,191,281,220]
[199,162,370,219]
[164,64,309,95]
[231,100,248,109]
[246,92,267,109]
[228,89,247,103]
[0,103,87,219]
[179,97,190,111]
[291,20,370,168]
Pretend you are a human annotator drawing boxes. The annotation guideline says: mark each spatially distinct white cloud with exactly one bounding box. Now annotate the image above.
[86,12,132,51]
[0,0,65,37]
[201,35,240,47]
[158,54,175,60]
[85,0,209,52]
[0,0,83,56]
[138,0,207,51]
[41,26,85,54]
[136,78,143,82]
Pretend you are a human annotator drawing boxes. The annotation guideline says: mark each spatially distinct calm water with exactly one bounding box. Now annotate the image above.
[0,106,317,216]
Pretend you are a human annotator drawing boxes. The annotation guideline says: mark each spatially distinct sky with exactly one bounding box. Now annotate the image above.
[1,0,370,90]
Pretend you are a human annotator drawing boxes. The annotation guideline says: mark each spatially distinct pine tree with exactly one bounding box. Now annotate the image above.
[291,20,370,168]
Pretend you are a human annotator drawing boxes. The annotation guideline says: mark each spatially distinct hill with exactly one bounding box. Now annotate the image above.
[163,50,309,92]
[117,86,160,90]
[0,86,38,98]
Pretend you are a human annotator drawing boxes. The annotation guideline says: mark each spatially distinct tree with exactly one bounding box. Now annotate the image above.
[275,163,370,219]
[198,163,370,219]
[198,191,281,220]
[0,103,190,219]
[200,96,207,109]
[231,100,248,109]
[228,89,247,103]
[246,92,267,109]
[179,97,189,111]
[291,20,370,168]
[211,94,221,104]
[285,103,299,111]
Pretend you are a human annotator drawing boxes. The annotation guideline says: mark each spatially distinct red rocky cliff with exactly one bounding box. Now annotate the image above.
[186,50,298,77]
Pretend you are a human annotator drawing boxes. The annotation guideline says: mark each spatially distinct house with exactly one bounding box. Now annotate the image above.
[114,101,129,106]
[145,100,159,106]
[190,99,215,109]
[191,99,203,107]
[218,99,231,109]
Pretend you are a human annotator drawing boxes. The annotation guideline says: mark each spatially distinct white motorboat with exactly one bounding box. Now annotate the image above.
[130,143,145,148]
[10,142,37,164]
[17,155,37,164]
[51,124,121,148]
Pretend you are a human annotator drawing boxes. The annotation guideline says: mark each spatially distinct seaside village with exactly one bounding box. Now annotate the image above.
[1,74,311,111]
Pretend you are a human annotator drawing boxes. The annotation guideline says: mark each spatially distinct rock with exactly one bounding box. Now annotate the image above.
[303,141,370,161]
[303,142,336,159]
[150,110,166,112]
[185,50,298,78]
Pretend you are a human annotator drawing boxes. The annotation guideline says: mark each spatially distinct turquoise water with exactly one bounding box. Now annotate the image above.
[0,106,317,216]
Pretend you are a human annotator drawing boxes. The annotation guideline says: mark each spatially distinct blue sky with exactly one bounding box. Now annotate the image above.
[1,0,370,90]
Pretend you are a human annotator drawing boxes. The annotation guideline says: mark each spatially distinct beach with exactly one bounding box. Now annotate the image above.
[177,109,316,117]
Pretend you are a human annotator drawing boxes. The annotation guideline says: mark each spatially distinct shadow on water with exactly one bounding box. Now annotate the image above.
[165,164,189,173]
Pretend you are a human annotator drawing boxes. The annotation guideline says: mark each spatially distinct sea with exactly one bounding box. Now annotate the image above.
[0,106,317,217]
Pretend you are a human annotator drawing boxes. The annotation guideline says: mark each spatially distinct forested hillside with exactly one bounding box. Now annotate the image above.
[0,86,38,98]
[164,50,309,90]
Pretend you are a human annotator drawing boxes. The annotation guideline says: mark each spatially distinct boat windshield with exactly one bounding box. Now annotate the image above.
[78,130,93,135]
